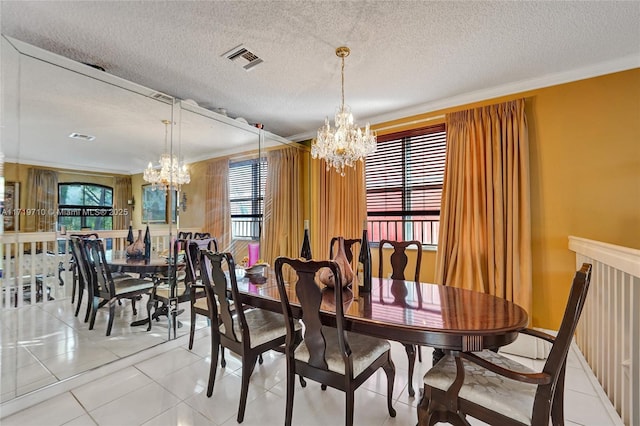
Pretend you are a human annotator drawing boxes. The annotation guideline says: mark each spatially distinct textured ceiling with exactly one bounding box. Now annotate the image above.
[1,1,639,165]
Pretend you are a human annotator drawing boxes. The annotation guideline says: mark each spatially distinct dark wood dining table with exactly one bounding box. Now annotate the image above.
[234,272,528,399]
[236,275,528,351]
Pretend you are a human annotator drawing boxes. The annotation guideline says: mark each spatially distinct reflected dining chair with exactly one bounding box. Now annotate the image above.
[419,263,592,426]
[200,250,302,423]
[68,233,100,321]
[83,238,158,336]
[185,237,218,349]
[274,256,396,426]
[378,239,423,397]
[177,231,193,240]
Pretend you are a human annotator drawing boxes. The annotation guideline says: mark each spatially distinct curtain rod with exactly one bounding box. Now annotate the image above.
[374,114,445,133]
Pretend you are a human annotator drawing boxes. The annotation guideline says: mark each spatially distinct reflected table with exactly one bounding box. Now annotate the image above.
[106,251,184,329]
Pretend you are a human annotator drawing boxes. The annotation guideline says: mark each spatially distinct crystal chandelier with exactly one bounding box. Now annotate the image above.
[312,46,376,176]
[143,120,191,191]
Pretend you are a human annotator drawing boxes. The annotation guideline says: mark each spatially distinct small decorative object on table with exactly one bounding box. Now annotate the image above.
[318,236,353,288]
[126,229,145,258]
[144,225,151,260]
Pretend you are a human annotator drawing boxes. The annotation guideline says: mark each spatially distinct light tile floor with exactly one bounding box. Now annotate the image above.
[1,297,623,426]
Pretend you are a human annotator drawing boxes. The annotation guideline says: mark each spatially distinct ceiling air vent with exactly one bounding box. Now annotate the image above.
[150,91,174,104]
[223,44,264,71]
[69,133,96,142]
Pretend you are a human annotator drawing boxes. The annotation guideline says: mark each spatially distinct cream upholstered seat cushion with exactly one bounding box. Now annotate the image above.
[219,308,300,348]
[295,326,390,377]
[193,297,209,311]
[424,350,538,425]
[113,277,155,295]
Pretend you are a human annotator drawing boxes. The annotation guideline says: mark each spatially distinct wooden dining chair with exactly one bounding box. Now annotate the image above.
[83,238,158,336]
[200,250,302,423]
[419,263,592,426]
[378,239,423,397]
[274,256,397,426]
[185,237,218,349]
[68,233,100,321]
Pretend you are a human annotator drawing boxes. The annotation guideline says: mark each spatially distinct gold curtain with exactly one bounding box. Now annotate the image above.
[262,146,303,264]
[113,177,132,230]
[25,168,58,232]
[435,99,532,316]
[314,160,367,261]
[204,158,231,250]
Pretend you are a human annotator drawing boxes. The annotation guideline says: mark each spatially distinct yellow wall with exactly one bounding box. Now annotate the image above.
[372,68,640,329]
[2,163,124,231]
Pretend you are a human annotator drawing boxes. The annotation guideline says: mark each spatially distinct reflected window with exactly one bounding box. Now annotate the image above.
[229,158,267,240]
[58,183,113,231]
[365,124,446,246]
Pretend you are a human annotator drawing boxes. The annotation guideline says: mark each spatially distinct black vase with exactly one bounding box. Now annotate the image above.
[144,225,151,260]
[126,225,134,246]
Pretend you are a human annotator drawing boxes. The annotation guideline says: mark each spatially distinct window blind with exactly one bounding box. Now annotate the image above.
[365,124,446,217]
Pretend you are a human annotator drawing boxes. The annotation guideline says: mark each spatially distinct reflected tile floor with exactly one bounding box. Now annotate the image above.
[1,294,205,403]
[1,300,623,426]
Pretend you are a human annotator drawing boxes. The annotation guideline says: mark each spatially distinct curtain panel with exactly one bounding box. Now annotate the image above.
[204,158,231,250]
[435,99,532,316]
[25,168,58,233]
[113,177,132,230]
[262,146,303,264]
[314,159,367,262]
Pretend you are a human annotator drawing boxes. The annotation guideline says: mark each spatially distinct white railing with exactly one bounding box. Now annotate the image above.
[0,228,201,309]
[569,236,640,426]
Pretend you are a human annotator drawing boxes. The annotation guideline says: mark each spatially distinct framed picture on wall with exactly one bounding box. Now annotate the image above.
[3,181,19,231]
[142,185,177,224]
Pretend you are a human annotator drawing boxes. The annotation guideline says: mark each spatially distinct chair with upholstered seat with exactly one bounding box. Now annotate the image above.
[200,250,301,423]
[418,263,592,426]
[68,233,100,321]
[184,237,218,349]
[274,256,396,426]
[378,239,423,397]
[82,238,157,336]
[194,232,211,239]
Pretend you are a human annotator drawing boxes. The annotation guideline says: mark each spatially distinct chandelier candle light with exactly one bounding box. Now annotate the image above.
[143,119,191,191]
[312,46,377,176]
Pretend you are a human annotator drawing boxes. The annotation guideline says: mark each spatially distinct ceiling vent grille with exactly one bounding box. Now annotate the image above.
[223,44,263,71]
[150,91,174,104]
[69,133,96,142]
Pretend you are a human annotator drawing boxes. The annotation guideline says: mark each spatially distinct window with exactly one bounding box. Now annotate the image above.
[58,183,113,231]
[365,124,446,245]
[229,158,267,239]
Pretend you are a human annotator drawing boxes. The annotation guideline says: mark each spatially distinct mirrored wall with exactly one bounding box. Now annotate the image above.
[0,34,309,404]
